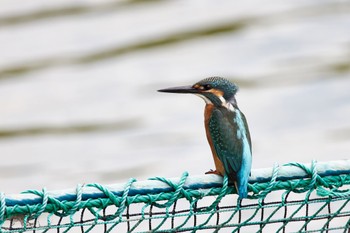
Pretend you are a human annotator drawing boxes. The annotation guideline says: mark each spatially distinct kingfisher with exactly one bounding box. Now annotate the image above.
[158,77,252,198]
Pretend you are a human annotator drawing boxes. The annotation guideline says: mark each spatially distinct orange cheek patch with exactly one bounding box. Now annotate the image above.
[208,89,224,97]
[193,84,200,89]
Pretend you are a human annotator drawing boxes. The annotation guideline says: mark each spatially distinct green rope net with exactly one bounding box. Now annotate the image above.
[0,160,349,232]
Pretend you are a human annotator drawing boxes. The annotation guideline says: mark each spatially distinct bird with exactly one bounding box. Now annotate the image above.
[158,77,252,198]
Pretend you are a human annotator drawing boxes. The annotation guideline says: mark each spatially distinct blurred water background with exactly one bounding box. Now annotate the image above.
[0,0,349,194]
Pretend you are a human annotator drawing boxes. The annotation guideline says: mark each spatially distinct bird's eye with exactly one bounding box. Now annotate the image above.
[203,84,212,90]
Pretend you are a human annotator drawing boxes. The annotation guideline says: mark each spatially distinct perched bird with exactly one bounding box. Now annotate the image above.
[158,77,252,198]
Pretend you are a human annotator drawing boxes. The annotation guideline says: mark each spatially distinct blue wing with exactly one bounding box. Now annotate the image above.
[209,107,252,198]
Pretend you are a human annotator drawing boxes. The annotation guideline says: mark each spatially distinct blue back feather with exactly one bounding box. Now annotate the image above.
[209,107,252,198]
[234,110,252,198]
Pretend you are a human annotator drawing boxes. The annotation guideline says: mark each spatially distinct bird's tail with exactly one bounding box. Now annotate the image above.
[234,175,248,198]
[236,181,248,198]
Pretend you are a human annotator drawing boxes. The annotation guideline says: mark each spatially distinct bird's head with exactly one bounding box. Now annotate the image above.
[158,77,239,107]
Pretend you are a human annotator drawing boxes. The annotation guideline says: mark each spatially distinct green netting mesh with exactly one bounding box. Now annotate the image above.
[0,160,349,232]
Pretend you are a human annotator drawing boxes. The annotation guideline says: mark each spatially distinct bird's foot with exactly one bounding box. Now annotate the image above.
[205,169,223,176]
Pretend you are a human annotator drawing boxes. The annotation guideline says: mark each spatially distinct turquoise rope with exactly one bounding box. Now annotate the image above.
[148,172,190,207]
[0,193,5,224]
[250,162,279,199]
[0,161,349,232]
[86,177,136,221]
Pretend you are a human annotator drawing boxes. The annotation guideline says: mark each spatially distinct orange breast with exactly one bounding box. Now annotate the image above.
[204,104,225,176]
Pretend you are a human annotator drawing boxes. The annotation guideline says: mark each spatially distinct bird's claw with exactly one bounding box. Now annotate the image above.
[205,169,222,176]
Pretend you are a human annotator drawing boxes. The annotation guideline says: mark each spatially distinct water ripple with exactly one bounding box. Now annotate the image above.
[0,119,141,139]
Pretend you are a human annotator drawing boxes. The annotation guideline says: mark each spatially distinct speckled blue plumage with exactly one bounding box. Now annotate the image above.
[158,76,252,198]
[195,77,252,198]
[208,105,252,198]
[196,77,238,102]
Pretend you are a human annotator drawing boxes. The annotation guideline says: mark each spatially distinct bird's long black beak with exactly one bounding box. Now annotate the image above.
[157,85,198,94]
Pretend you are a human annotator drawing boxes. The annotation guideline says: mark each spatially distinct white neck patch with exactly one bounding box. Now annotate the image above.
[195,94,212,104]
[220,96,235,111]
